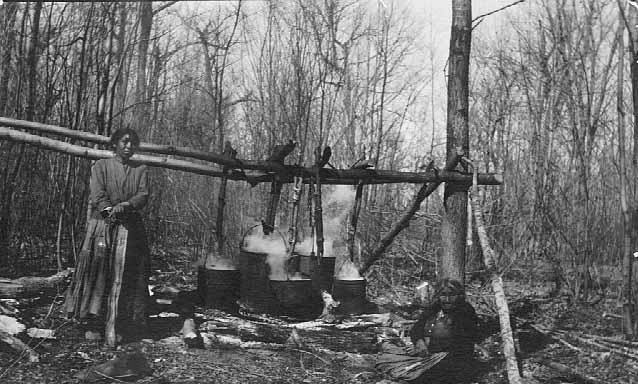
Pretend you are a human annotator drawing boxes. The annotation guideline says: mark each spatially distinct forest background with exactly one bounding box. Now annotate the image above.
[0,0,629,303]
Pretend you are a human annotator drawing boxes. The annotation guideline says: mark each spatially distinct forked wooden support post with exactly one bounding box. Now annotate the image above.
[346,180,364,262]
[263,141,296,234]
[314,146,326,262]
[216,141,237,253]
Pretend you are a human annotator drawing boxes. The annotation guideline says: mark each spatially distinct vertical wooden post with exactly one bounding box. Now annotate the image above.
[347,181,364,262]
[287,177,303,259]
[314,146,325,261]
[263,141,296,235]
[216,142,236,254]
[264,178,282,235]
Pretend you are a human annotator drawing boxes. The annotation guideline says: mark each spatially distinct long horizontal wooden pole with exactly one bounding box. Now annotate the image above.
[0,125,502,186]
[0,116,290,171]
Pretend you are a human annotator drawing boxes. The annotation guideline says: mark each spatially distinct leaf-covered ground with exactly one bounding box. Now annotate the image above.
[2,261,638,383]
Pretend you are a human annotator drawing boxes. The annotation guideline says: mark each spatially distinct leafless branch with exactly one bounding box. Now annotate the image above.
[472,0,526,29]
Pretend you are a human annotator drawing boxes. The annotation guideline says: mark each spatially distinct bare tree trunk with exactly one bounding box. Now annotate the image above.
[617,1,638,340]
[620,0,636,339]
[217,2,242,152]
[110,3,129,131]
[0,2,18,116]
[439,0,471,282]
[26,1,43,122]
[134,1,152,133]
[0,1,42,258]
[97,3,115,136]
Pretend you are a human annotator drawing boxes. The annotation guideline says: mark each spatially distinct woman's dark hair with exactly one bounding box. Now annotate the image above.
[110,128,141,148]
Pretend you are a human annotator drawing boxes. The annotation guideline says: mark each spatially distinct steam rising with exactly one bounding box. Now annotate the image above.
[195,250,236,271]
[243,231,290,280]
[334,258,363,280]
[324,185,356,206]
[241,185,360,281]
[295,185,355,258]
[205,256,236,270]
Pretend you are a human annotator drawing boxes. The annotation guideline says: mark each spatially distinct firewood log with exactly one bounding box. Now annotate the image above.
[0,269,72,298]
[200,317,378,354]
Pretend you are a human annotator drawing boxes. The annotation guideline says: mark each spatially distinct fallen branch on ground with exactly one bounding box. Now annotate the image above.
[0,269,73,298]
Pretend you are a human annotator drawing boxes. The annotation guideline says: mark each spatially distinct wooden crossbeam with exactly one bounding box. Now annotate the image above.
[0,123,502,186]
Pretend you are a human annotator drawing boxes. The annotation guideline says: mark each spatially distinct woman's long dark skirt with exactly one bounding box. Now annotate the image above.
[65,216,150,336]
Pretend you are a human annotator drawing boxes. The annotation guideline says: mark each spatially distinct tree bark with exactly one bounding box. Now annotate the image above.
[439,0,471,282]
[200,317,378,354]
[617,2,634,340]
[0,1,42,260]
[134,1,153,134]
[0,2,18,116]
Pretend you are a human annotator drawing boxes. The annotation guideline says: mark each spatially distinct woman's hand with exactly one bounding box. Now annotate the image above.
[414,338,429,356]
[110,202,130,216]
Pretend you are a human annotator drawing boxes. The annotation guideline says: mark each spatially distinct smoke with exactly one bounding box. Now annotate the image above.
[241,185,358,280]
[293,185,355,258]
[286,272,308,281]
[324,185,356,206]
[334,258,363,280]
[193,250,236,271]
[243,231,290,280]
[204,255,236,270]
[295,236,334,258]
[243,231,287,256]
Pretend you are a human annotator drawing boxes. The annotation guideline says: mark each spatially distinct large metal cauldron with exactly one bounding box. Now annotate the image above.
[269,278,322,319]
[332,278,367,315]
[197,266,240,311]
[237,249,280,314]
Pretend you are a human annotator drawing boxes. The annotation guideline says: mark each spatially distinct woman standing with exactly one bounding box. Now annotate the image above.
[65,128,151,346]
